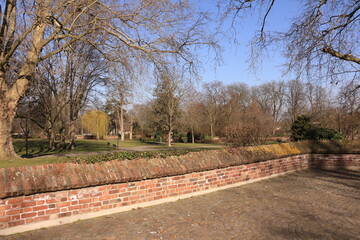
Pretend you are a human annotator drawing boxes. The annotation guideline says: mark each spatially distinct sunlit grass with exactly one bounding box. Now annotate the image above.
[0,156,72,168]
[13,139,150,157]
[0,138,225,168]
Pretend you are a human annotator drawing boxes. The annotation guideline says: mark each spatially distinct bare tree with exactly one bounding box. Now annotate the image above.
[20,42,107,150]
[304,82,332,124]
[200,81,226,138]
[252,81,285,134]
[338,83,360,139]
[285,79,306,123]
[222,0,359,85]
[106,64,133,141]
[225,101,273,146]
[0,0,217,158]
[183,93,203,144]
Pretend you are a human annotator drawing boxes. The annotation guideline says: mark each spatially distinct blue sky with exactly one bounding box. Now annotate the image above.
[130,0,302,105]
[196,0,301,87]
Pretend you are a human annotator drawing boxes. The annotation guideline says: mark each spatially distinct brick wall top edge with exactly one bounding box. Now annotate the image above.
[0,141,358,199]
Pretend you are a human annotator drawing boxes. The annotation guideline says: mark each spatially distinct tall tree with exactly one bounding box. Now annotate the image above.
[252,81,285,134]
[152,69,182,147]
[285,79,306,123]
[106,64,133,141]
[338,83,360,140]
[0,0,216,158]
[201,81,226,138]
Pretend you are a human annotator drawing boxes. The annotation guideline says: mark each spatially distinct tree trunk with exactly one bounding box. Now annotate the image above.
[191,126,195,144]
[0,99,18,158]
[58,124,66,149]
[48,129,55,150]
[69,120,76,150]
[129,115,133,140]
[167,130,172,147]
[120,105,124,141]
[210,122,214,138]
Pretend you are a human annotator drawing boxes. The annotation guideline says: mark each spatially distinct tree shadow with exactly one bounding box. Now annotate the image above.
[309,140,359,170]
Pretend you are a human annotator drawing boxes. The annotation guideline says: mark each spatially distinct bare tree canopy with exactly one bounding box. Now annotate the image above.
[0,0,217,158]
[221,0,360,84]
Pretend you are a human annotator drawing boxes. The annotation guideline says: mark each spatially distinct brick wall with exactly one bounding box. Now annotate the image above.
[0,151,359,234]
[311,154,360,168]
[0,155,311,232]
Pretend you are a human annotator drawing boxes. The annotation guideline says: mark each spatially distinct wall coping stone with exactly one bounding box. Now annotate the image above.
[0,141,358,199]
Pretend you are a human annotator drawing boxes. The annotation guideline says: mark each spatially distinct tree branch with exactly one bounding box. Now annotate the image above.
[322,47,360,65]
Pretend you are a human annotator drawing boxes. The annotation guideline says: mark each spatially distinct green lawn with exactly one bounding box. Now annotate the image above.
[0,156,72,168]
[0,138,224,168]
[152,142,223,148]
[13,139,149,156]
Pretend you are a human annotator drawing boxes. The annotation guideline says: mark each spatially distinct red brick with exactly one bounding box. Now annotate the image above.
[128,196,139,201]
[99,195,116,201]
[37,211,45,216]
[100,205,112,210]
[0,216,11,223]
[109,189,119,194]
[23,207,33,213]
[58,212,72,218]
[11,215,20,221]
[46,209,60,215]
[21,212,37,219]
[21,201,37,208]
[80,204,89,209]
[90,202,101,207]
[60,207,68,212]
[56,202,70,208]
[79,209,93,214]
[90,192,102,197]
[46,199,57,204]
[8,220,25,227]
[6,209,23,216]
[0,205,10,211]
[26,218,35,224]
[11,204,21,209]
[7,197,23,204]
[118,192,131,197]
[33,205,48,211]
[36,200,45,205]
[79,199,92,204]
[34,216,50,222]
[98,186,111,191]
[68,205,81,211]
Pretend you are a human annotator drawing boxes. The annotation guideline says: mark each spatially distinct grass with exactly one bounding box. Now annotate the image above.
[0,138,224,168]
[151,142,223,148]
[13,139,223,157]
[0,156,72,168]
[13,139,150,156]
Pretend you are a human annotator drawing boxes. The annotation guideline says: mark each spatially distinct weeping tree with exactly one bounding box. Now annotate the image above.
[0,0,217,158]
[81,110,110,140]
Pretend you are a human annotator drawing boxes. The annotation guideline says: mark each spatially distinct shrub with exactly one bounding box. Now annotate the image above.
[291,115,344,141]
[290,115,312,141]
[72,150,191,164]
[307,128,345,140]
